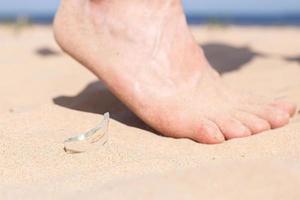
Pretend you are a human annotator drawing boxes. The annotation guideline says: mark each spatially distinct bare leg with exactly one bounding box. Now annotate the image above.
[54,0,297,144]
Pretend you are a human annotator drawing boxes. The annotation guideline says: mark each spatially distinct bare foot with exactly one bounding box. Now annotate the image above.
[54,0,297,144]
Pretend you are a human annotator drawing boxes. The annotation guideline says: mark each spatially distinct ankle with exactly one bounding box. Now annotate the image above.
[89,0,184,17]
[91,0,182,8]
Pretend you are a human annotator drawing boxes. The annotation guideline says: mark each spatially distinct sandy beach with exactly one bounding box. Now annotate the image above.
[1,24,300,199]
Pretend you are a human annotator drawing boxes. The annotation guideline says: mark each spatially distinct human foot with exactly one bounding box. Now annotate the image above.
[54,0,297,144]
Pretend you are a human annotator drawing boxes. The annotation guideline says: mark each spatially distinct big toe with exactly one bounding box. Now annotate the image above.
[192,119,225,144]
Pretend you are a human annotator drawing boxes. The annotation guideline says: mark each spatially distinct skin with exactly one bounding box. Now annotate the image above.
[53,0,297,144]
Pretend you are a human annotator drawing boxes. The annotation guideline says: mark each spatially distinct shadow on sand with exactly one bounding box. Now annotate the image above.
[36,47,61,57]
[53,42,263,129]
[284,55,300,64]
[202,43,264,73]
[53,81,153,131]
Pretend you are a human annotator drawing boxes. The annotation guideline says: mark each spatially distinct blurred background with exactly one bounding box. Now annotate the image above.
[0,0,300,25]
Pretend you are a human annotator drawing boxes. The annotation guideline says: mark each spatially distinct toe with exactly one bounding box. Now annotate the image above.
[215,117,252,140]
[233,111,271,134]
[267,108,290,128]
[192,119,225,144]
[271,99,298,117]
[242,105,290,129]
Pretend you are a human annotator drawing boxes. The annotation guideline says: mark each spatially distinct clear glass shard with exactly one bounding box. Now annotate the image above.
[64,112,110,154]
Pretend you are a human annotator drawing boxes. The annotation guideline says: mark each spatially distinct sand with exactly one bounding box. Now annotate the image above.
[0,24,300,199]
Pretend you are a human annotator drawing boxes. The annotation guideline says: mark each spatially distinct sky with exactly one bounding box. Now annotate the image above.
[0,0,300,15]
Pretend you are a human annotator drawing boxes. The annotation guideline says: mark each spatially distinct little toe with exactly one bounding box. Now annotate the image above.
[233,111,271,134]
[242,105,290,129]
[271,99,298,117]
[215,117,252,140]
[192,119,225,144]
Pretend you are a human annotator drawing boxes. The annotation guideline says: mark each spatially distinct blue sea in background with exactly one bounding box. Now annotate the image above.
[187,14,300,26]
[1,13,300,26]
